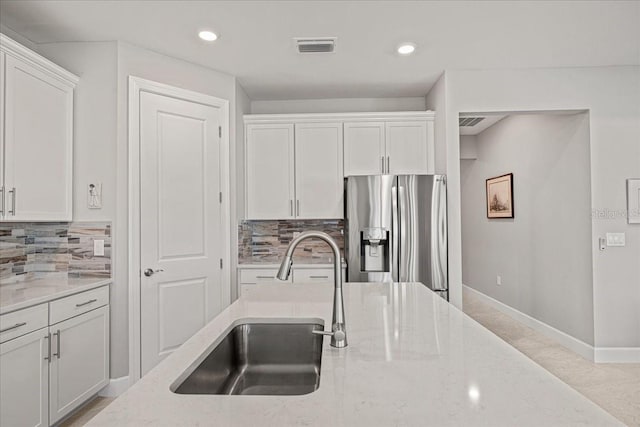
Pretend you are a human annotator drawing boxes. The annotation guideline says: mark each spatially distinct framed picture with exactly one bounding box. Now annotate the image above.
[628,179,640,224]
[486,173,514,218]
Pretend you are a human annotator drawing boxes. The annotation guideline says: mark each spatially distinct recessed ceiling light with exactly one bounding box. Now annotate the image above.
[198,30,218,42]
[397,43,416,55]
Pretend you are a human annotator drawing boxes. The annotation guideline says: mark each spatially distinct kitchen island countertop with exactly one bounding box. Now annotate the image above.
[89,282,620,426]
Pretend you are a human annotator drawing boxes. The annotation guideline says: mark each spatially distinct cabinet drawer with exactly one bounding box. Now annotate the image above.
[0,303,48,344]
[293,268,334,283]
[49,286,109,325]
[239,269,291,284]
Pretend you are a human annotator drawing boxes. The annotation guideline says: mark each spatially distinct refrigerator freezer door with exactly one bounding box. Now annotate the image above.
[346,175,394,282]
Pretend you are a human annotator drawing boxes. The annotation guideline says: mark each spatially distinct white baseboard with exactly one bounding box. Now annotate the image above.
[462,285,595,361]
[464,285,640,363]
[594,347,640,363]
[99,376,130,397]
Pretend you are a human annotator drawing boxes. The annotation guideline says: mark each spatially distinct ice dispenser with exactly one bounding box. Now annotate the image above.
[360,228,389,272]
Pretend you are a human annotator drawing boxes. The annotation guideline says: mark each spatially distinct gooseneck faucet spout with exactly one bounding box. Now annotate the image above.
[276,231,347,348]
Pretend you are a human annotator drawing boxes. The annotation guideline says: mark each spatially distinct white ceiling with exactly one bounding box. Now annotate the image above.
[1,1,638,100]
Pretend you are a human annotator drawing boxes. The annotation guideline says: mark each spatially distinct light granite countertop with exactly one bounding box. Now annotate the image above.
[89,282,620,426]
[0,276,112,315]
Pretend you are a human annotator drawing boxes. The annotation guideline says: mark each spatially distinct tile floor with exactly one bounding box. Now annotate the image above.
[463,287,640,427]
[62,289,640,426]
[59,396,114,427]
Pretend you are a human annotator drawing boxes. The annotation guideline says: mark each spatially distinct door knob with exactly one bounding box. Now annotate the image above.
[144,268,164,277]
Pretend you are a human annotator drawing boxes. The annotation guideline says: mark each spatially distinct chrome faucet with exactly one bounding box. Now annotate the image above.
[277,231,347,348]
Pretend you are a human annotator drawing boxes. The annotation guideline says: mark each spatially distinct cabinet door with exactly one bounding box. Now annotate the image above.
[343,122,385,176]
[294,123,344,219]
[246,124,295,219]
[49,306,109,425]
[385,121,430,174]
[0,329,49,427]
[3,54,74,221]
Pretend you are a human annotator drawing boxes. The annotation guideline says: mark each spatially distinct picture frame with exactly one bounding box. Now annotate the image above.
[628,178,640,224]
[486,173,514,219]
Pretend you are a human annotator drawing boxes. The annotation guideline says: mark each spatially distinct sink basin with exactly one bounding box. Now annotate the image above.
[171,320,324,396]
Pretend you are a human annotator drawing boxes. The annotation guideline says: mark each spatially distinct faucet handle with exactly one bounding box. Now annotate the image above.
[312,329,346,342]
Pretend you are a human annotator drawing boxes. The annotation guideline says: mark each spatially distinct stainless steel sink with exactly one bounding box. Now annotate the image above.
[171,320,324,396]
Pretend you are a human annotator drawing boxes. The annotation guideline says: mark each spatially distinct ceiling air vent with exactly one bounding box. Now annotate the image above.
[459,117,485,127]
[295,38,336,54]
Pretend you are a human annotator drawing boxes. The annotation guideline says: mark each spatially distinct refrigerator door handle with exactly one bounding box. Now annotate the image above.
[391,183,399,282]
[398,183,409,282]
[431,177,448,292]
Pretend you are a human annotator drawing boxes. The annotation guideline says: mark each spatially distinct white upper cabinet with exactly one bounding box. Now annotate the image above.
[344,116,434,176]
[343,122,385,175]
[385,121,430,174]
[245,124,295,219]
[294,123,343,219]
[0,34,78,222]
[244,112,434,220]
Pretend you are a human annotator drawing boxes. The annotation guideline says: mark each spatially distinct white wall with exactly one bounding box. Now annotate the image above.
[251,97,426,114]
[114,42,237,377]
[37,41,121,374]
[435,66,640,355]
[459,135,477,160]
[232,83,251,301]
[37,42,118,222]
[461,113,594,345]
[35,40,239,379]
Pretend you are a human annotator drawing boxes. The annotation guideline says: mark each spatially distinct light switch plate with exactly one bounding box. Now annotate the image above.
[94,239,105,256]
[88,183,103,209]
[606,233,625,247]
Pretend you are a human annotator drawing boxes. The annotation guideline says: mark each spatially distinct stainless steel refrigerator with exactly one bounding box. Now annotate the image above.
[346,175,448,299]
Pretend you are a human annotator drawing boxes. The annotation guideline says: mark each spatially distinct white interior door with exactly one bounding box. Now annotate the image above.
[140,91,223,376]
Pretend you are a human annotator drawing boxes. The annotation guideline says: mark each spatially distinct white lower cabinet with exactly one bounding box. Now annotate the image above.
[0,286,110,426]
[0,329,49,427]
[49,306,109,425]
[238,266,347,295]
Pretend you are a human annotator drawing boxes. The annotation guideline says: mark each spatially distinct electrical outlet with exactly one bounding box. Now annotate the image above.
[94,239,105,256]
[606,233,625,247]
[496,275,502,286]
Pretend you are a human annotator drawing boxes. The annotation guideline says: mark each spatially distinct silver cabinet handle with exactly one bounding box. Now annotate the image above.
[381,156,385,174]
[144,268,164,277]
[296,200,300,216]
[0,186,4,216]
[309,275,329,279]
[44,333,51,361]
[53,329,61,358]
[255,275,274,279]
[75,298,97,307]
[290,200,293,216]
[0,322,27,333]
[8,187,16,216]
[386,156,390,174]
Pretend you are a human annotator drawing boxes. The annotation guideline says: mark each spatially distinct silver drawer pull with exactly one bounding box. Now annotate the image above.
[309,275,329,279]
[76,298,97,307]
[255,276,274,279]
[0,322,27,333]
[8,187,16,216]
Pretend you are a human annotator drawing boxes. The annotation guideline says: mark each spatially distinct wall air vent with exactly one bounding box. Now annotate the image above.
[295,38,336,54]
[459,117,485,127]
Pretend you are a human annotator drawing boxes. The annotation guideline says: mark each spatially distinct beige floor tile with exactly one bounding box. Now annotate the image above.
[463,288,640,427]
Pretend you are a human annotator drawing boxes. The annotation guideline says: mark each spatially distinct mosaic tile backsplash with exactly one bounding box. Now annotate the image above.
[238,220,345,264]
[0,222,111,284]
